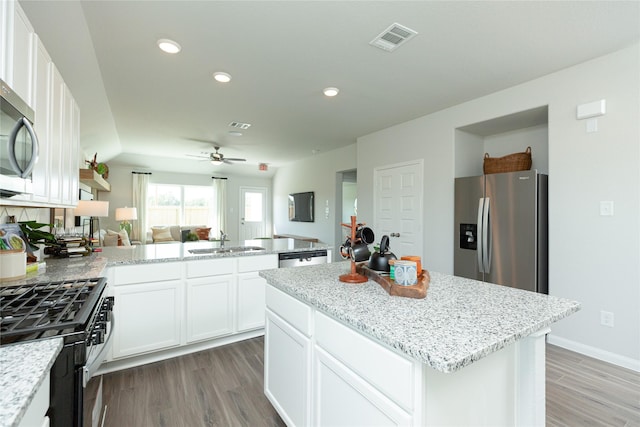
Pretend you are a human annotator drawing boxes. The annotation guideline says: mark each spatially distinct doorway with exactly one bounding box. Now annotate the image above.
[334,169,357,262]
[239,186,268,240]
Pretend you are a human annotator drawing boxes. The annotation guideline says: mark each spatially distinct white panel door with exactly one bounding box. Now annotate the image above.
[264,310,311,427]
[237,273,267,331]
[30,36,51,203]
[374,161,423,258]
[314,347,412,427]
[186,275,234,343]
[112,280,182,358]
[239,186,267,240]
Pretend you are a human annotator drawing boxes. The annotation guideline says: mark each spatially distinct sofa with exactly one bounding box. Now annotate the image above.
[148,225,210,243]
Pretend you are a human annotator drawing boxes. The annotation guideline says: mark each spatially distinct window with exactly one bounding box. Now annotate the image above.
[243,191,263,222]
[147,184,214,226]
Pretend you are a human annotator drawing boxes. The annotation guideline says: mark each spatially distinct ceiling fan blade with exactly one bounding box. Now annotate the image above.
[225,157,246,162]
[186,154,211,160]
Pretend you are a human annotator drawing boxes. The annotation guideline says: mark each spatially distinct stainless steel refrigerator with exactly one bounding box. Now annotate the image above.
[454,170,548,293]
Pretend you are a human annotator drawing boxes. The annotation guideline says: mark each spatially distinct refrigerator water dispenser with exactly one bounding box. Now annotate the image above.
[459,224,477,250]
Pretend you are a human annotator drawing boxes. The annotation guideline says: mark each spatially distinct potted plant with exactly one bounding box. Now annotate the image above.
[18,221,59,261]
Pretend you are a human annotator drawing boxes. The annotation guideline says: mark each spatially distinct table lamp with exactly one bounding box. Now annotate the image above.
[115,207,137,239]
[74,200,109,245]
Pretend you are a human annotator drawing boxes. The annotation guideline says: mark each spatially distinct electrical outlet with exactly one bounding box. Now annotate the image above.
[600,310,614,328]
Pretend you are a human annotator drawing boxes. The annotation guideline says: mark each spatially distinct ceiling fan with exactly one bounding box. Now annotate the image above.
[188,146,246,165]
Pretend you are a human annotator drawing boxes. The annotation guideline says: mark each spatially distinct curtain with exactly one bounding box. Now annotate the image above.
[212,177,227,239]
[132,172,150,243]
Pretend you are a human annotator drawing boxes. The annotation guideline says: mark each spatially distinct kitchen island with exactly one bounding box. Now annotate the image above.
[260,262,580,426]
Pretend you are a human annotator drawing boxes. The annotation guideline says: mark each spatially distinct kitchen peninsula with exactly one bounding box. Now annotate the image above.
[0,238,330,426]
[260,262,580,426]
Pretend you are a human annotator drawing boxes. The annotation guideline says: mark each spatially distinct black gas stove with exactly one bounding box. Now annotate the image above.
[0,277,114,427]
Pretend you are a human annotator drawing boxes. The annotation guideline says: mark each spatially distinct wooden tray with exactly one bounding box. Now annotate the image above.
[356,263,429,299]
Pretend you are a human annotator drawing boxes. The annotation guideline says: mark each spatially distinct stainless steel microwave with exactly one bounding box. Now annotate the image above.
[1,78,39,198]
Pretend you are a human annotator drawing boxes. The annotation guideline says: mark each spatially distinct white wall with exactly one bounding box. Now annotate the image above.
[272,144,357,248]
[357,44,640,370]
[99,165,273,242]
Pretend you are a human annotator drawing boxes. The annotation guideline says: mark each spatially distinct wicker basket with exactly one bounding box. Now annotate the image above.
[483,146,532,174]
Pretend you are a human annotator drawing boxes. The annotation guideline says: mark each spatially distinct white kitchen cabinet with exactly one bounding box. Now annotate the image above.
[47,64,63,205]
[111,262,183,359]
[185,258,235,343]
[265,284,417,427]
[314,347,412,427]
[0,0,9,81]
[237,254,278,332]
[112,279,182,359]
[60,84,78,205]
[102,255,278,373]
[4,0,35,106]
[0,0,80,207]
[30,35,51,203]
[18,372,50,427]
[313,312,414,426]
[186,275,234,343]
[265,310,312,427]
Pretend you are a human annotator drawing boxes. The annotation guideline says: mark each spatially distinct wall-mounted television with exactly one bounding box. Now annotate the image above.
[288,191,314,222]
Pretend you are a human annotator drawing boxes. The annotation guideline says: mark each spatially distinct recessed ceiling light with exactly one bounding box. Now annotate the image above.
[213,72,232,83]
[323,87,339,97]
[157,38,181,54]
[228,131,243,137]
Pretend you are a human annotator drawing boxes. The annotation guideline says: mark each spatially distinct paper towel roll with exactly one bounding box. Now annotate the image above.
[0,250,27,281]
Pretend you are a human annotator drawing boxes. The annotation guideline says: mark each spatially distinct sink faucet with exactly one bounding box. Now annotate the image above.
[220,230,228,248]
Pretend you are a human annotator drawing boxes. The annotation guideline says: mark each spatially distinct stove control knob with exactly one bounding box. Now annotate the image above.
[103,297,115,310]
[91,330,105,345]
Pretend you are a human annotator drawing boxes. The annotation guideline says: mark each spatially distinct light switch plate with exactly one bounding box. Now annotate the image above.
[600,201,614,216]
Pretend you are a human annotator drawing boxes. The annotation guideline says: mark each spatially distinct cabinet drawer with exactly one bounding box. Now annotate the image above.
[238,254,278,272]
[186,258,234,278]
[315,312,415,411]
[266,285,312,336]
[113,262,181,285]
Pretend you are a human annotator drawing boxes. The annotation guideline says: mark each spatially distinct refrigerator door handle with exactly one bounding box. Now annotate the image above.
[483,197,491,273]
[477,198,485,273]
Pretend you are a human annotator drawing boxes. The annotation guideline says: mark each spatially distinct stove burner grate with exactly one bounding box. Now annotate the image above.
[0,277,107,340]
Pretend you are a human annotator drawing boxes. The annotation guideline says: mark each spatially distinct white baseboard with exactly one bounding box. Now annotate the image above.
[547,334,640,372]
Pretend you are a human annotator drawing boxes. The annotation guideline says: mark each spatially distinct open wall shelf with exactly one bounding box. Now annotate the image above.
[79,169,111,192]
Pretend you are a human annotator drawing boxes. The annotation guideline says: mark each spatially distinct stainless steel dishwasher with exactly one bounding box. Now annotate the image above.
[278,249,328,268]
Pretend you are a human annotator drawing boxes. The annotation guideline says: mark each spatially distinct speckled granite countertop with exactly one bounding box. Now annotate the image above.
[0,338,62,427]
[96,238,330,266]
[1,238,330,287]
[260,262,580,373]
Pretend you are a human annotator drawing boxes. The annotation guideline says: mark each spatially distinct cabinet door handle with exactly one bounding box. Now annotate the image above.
[390,233,400,237]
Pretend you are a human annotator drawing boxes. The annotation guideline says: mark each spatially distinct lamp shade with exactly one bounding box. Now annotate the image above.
[74,200,110,217]
[115,207,138,221]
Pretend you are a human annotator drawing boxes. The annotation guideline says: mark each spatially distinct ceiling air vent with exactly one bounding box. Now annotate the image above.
[369,23,418,52]
[229,121,251,130]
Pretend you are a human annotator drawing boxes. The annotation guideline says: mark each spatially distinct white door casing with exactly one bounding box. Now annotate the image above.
[374,160,423,259]
[239,186,267,240]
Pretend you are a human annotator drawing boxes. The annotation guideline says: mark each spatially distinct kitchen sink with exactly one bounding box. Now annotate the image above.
[188,246,266,254]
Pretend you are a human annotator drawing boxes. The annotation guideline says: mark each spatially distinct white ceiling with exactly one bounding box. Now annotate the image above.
[19,1,640,178]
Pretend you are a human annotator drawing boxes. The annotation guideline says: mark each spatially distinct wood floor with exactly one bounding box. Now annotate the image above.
[87,338,639,427]
[91,338,285,427]
[546,344,640,427]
